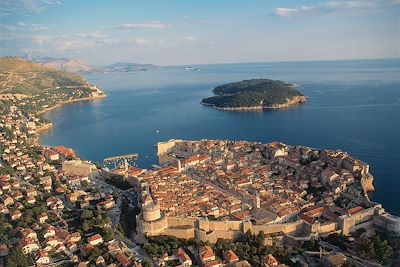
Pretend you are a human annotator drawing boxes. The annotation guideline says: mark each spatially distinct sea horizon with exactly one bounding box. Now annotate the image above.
[159,57,400,68]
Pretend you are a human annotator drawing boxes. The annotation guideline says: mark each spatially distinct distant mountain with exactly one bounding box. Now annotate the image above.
[43,58,93,73]
[21,55,93,73]
[21,55,158,74]
[95,62,158,73]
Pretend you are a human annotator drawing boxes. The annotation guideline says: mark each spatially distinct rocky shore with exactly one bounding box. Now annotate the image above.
[36,122,53,132]
[264,95,307,109]
[201,95,307,112]
[361,173,375,193]
[37,94,106,115]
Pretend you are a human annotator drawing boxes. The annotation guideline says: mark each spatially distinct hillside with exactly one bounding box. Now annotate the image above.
[0,57,105,114]
[202,79,306,110]
[41,58,93,73]
[0,57,92,94]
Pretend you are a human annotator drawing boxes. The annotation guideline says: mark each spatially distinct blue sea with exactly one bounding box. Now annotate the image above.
[40,59,400,215]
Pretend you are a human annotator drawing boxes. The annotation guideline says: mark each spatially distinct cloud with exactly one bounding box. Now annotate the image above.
[0,22,51,32]
[274,0,397,17]
[116,21,170,29]
[0,0,62,15]
[129,38,148,45]
[30,23,50,31]
[88,31,107,38]
[58,39,94,52]
[32,34,52,45]
[275,6,314,17]
[27,31,161,54]
[0,24,17,31]
[200,19,243,24]
[185,36,198,42]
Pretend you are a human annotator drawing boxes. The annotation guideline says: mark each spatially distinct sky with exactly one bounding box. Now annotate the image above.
[0,0,399,65]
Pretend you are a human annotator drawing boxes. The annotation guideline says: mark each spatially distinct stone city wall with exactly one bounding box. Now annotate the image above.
[163,228,195,239]
[251,220,303,236]
[167,216,197,228]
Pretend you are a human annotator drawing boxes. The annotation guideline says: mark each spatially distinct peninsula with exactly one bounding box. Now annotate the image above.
[201,79,307,111]
[0,57,105,116]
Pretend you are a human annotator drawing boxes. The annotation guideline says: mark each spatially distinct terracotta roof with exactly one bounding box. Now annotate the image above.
[199,246,215,260]
[115,252,131,267]
[347,206,364,215]
[204,259,222,267]
[299,213,316,224]
[266,254,278,265]
[87,234,103,243]
[223,250,239,263]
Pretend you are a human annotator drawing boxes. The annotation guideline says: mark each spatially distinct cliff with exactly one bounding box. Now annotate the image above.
[361,173,375,193]
[265,95,307,109]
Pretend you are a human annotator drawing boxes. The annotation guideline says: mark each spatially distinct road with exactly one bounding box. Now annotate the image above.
[115,235,156,266]
[90,174,124,229]
[94,174,155,265]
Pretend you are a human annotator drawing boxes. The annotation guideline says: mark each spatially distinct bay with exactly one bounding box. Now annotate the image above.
[40,59,400,215]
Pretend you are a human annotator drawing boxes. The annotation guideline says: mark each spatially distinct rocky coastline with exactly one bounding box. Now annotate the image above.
[201,95,307,112]
[264,95,307,109]
[37,94,106,115]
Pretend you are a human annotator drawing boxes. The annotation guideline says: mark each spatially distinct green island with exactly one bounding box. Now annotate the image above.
[201,78,307,111]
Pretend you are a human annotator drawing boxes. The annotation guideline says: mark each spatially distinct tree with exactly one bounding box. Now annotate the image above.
[81,180,89,189]
[6,247,29,267]
[80,210,94,220]
[82,220,92,232]
[142,260,152,267]
[53,179,61,188]
[102,228,115,242]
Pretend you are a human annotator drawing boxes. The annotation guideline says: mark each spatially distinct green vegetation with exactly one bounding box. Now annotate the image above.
[118,198,140,238]
[352,234,399,264]
[0,57,89,95]
[142,235,194,257]
[202,79,305,108]
[8,195,48,229]
[0,57,104,115]
[6,247,30,267]
[76,208,114,242]
[213,231,291,266]
[323,233,349,249]
[0,215,13,244]
[142,232,292,266]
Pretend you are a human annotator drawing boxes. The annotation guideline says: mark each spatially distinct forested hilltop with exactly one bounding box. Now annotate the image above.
[202,79,306,111]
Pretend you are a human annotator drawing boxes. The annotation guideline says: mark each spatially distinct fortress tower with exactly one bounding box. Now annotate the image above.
[137,197,168,236]
[142,201,162,222]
